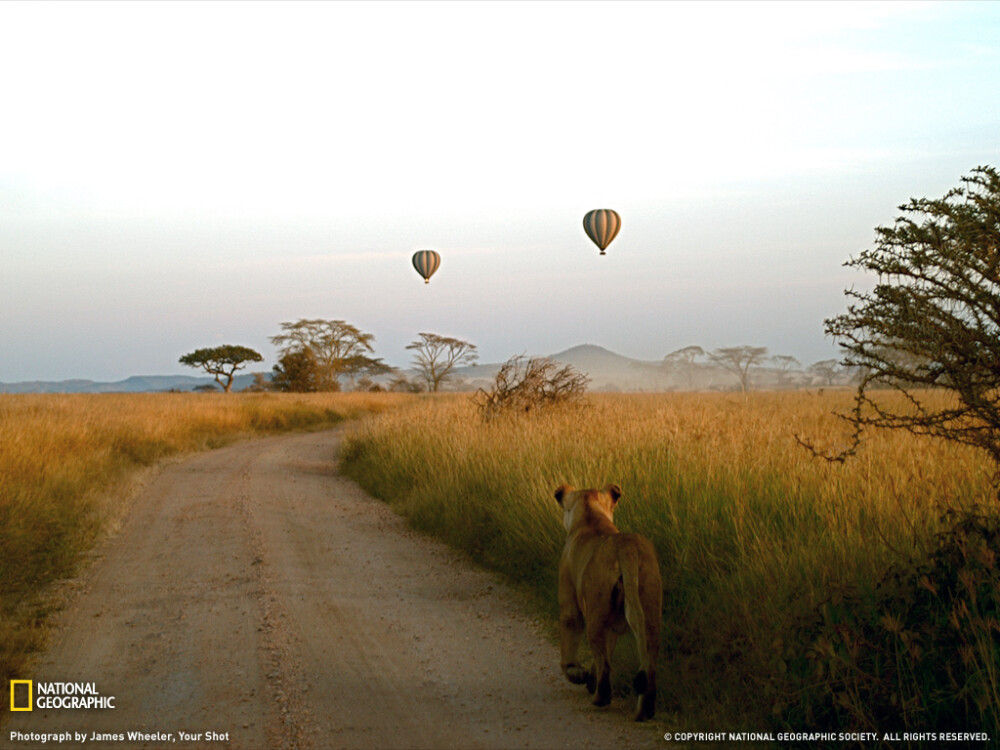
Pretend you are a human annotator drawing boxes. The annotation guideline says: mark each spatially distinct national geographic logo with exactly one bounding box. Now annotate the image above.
[9,681,116,711]
[10,681,31,712]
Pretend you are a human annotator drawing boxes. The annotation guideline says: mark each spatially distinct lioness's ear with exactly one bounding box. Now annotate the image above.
[603,484,622,504]
[554,484,572,505]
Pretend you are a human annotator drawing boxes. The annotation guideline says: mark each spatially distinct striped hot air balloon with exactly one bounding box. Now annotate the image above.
[582,209,621,255]
[412,250,441,284]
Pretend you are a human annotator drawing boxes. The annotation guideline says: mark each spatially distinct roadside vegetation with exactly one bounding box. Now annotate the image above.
[0,391,411,709]
[339,391,997,738]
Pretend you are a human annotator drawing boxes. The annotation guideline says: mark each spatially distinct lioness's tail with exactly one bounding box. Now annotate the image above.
[619,538,661,721]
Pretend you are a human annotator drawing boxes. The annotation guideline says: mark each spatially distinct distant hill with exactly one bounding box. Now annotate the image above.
[547,344,661,390]
[0,372,263,394]
[452,344,842,392]
[453,343,663,392]
[0,344,843,393]
[0,345,661,394]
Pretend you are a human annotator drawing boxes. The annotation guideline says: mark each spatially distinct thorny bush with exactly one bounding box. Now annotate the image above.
[774,508,1000,745]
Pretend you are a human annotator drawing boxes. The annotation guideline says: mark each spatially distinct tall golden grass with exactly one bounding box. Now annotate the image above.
[339,391,998,731]
[0,391,411,704]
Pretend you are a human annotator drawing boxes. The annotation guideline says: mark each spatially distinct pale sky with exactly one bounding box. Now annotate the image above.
[1,0,998,382]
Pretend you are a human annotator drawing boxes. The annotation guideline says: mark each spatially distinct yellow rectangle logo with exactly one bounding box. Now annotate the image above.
[10,680,32,711]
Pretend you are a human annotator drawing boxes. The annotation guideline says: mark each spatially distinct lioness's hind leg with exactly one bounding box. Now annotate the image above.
[634,667,656,721]
[559,609,589,685]
[632,586,660,721]
[588,629,613,707]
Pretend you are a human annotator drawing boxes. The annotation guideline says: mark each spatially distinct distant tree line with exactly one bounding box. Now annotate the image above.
[179,322,862,395]
[179,320,478,394]
[640,345,856,393]
[180,331,857,395]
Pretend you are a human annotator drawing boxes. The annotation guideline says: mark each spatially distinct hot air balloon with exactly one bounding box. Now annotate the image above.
[582,209,621,255]
[412,250,441,284]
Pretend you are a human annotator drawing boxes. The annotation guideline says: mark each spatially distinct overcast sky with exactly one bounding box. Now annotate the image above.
[2,1,998,382]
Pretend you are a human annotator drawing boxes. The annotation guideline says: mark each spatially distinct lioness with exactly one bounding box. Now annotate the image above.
[555,483,662,721]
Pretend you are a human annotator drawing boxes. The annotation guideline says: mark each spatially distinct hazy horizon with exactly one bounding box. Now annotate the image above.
[3,1,997,382]
[0,340,831,387]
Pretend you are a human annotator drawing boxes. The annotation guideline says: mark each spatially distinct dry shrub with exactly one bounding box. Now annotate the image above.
[475,355,589,421]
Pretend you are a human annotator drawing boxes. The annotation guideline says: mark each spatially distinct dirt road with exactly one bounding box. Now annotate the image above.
[8,430,664,749]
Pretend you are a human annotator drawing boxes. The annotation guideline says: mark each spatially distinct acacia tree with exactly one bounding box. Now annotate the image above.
[406,333,478,392]
[807,359,843,387]
[270,319,384,391]
[661,345,707,390]
[709,346,769,394]
[770,355,801,389]
[178,345,263,393]
[810,166,1000,468]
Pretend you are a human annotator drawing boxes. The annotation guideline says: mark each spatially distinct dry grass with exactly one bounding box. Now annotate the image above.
[339,391,997,730]
[5,389,994,734]
[0,391,411,702]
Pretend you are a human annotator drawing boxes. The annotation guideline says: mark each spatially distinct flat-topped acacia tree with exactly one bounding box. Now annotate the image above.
[178,345,264,393]
[270,319,390,392]
[709,346,769,394]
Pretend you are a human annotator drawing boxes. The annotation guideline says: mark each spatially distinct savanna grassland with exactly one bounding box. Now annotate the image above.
[0,391,412,706]
[3,389,997,741]
[340,391,1000,739]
